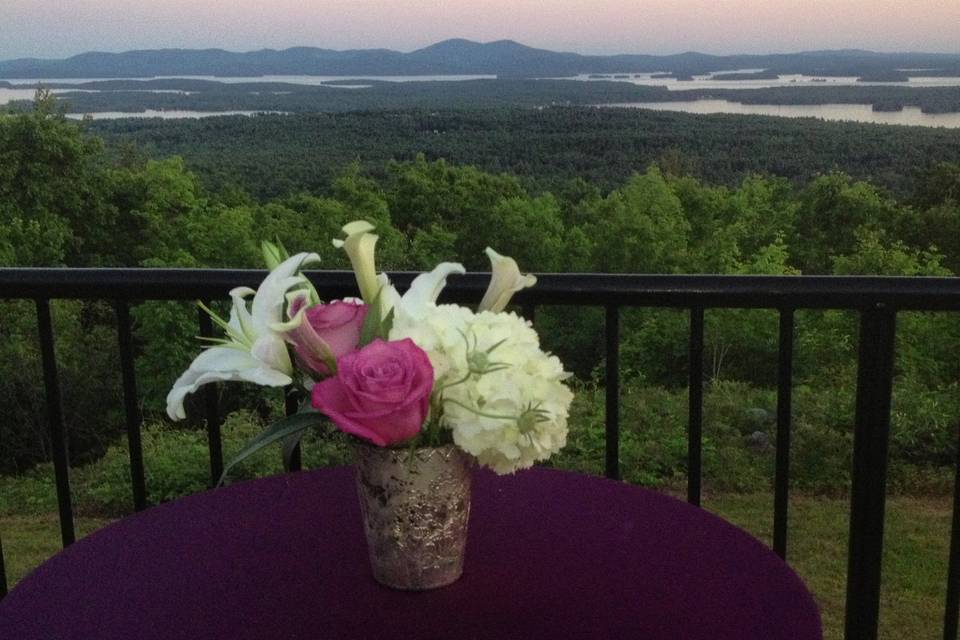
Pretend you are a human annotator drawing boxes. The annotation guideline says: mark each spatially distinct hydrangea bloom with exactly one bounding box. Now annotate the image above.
[391,305,573,474]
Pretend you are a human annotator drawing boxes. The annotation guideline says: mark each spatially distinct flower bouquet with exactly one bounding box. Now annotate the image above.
[167,221,574,589]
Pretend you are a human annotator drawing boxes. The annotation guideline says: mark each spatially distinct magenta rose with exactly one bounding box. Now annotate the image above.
[311,338,434,446]
[283,297,368,376]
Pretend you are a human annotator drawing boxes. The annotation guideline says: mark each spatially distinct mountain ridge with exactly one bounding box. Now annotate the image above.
[2,39,959,78]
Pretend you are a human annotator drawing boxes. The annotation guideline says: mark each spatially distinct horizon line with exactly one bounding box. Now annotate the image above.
[3,38,960,64]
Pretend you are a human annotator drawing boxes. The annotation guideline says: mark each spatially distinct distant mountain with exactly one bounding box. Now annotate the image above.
[1,39,959,79]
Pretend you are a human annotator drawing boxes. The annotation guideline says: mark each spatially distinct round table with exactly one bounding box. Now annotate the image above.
[0,467,821,639]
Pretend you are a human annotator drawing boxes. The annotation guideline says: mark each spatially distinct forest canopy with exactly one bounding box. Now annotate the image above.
[85,107,960,200]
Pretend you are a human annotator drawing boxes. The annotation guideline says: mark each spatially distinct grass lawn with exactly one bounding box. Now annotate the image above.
[2,515,115,586]
[2,494,952,639]
[708,493,952,640]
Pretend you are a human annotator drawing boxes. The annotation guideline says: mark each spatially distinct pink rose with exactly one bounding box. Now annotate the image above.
[311,338,434,446]
[282,297,368,377]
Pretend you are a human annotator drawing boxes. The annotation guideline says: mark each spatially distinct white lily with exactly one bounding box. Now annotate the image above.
[385,263,469,383]
[478,247,537,313]
[379,262,466,320]
[166,251,321,420]
[333,221,380,305]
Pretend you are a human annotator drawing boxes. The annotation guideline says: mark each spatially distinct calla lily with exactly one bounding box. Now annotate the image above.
[333,220,468,323]
[333,221,380,305]
[478,248,537,313]
[166,251,321,420]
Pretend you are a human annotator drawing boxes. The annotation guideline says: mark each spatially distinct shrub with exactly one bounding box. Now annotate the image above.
[1,379,955,519]
[67,412,349,516]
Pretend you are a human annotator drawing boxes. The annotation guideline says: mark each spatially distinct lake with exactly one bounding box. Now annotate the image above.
[0,75,494,107]
[1,74,496,86]
[6,72,960,90]
[5,73,960,125]
[0,87,93,104]
[63,110,287,120]
[604,100,960,128]
[564,71,960,90]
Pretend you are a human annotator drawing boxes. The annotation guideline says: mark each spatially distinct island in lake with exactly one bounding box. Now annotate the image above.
[710,71,780,81]
[858,71,910,83]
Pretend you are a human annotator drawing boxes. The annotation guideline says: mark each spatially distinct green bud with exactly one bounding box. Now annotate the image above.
[261,240,289,270]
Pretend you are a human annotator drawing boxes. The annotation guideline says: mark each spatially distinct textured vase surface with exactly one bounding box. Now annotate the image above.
[354,443,472,590]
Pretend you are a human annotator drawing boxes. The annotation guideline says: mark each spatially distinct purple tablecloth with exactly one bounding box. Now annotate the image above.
[0,467,821,639]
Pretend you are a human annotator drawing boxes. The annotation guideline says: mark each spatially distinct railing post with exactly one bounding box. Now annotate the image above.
[845,305,897,640]
[35,299,76,547]
[944,422,960,640]
[198,304,224,486]
[773,308,795,559]
[605,305,620,480]
[687,306,705,506]
[116,301,148,511]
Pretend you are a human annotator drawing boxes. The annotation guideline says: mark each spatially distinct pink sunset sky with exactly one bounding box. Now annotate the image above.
[3,0,958,60]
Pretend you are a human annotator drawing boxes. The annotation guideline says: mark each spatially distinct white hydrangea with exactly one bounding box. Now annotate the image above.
[389,302,473,382]
[391,306,574,474]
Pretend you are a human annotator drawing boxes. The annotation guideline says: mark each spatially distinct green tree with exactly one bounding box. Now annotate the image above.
[0,92,103,266]
[791,173,903,274]
[585,166,690,274]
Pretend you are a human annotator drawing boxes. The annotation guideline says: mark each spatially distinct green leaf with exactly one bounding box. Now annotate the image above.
[378,307,395,340]
[218,411,325,486]
[358,290,383,347]
[281,429,306,471]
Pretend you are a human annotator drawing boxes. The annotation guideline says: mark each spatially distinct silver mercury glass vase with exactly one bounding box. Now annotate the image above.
[354,443,473,590]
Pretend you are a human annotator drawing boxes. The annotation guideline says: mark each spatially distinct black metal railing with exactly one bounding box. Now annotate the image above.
[2,268,960,640]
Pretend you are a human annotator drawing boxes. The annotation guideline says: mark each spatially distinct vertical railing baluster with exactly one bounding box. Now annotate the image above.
[198,304,224,486]
[0,533,7,598]
[115,301,147,511]
[284,387,302,472]
[944,422,960,640]
[687,306,705,507]
[845,306,897,640]
[605,305,620,481]
[35,299,76,547]
[773,308,795,559]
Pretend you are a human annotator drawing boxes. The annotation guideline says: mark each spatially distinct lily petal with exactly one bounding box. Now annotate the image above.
[337,220,377,239]
[285,290,311,318]
[250,334,294,376]
[376,273,402,320]
[228,287,257,343]
[251,252,321,331]
[270,303,338,376]
[479,248,537,313]
[402,262,466,317]
[166,346,292,420]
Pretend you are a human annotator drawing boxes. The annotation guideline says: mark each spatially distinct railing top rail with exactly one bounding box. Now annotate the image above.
[2,268,960,310]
